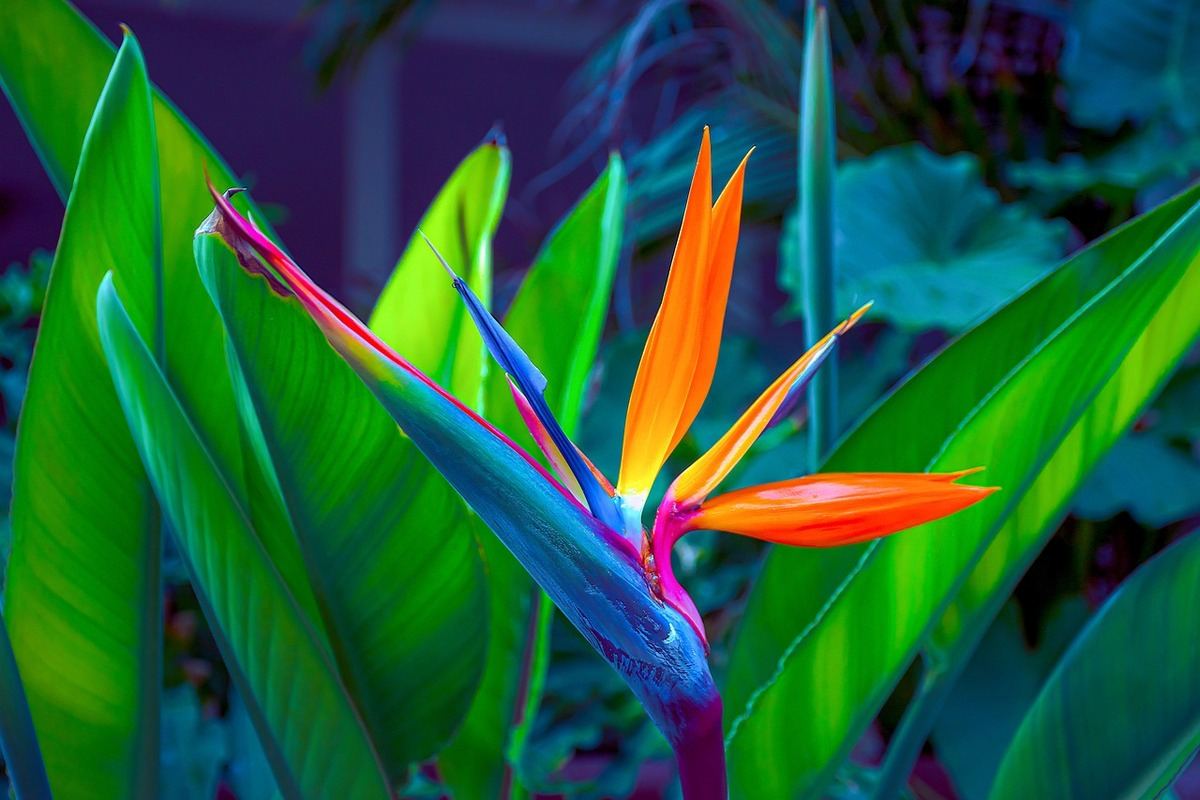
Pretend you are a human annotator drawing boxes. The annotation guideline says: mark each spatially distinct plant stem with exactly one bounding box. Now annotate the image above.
[675,699,728,800]
[800,4,838,468]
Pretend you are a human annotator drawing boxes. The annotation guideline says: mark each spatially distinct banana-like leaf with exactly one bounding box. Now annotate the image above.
[723,184,1200,798]
[0,0,289,503]
[195,222,489,772]
[900,186,1200,795]
[199,191,723,790]
[439,154,626,799]
[369,134,509,408]
[0,612,50,800]
[96,275,392,800]
[990,530,1200,799]
[3,35,165,800]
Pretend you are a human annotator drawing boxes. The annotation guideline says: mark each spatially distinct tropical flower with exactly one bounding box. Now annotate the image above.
[199,128,995,799]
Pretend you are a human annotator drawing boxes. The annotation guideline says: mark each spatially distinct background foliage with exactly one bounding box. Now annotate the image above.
[1,0,1199,798]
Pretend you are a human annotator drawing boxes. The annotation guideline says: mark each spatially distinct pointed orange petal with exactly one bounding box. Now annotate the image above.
[617,128,714,499]
[689,471,997,547]
[668,303,871,507]
[667,148,752,451]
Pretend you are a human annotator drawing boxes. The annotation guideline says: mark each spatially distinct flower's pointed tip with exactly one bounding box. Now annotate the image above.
[738,145,756,171]
[943,465,987,481]
[837,301,873,334]
[224,186,247,200]
[118,22,133,38]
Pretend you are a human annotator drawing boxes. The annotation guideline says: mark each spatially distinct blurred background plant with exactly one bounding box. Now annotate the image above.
[2,0,1199,797]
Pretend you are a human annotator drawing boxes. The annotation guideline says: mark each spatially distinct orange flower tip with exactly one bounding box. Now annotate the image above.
[941,466,987,481]
[835,301,874,335]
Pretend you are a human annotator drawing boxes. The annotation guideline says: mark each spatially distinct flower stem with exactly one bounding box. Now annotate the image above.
[674,698,728,800]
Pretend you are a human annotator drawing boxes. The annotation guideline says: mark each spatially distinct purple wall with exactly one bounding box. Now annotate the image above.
[0,1,615,299]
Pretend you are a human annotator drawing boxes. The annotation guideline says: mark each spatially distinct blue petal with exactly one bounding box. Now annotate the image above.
[422,233,624,533]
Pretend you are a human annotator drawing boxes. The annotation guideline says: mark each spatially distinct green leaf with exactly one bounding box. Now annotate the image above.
[2,34,165,800]
[797,4,839,463]
[0,612,50,800]
[195,228,488,774]
[369,135,510,409]
[783,144,1069,332]
[1061,0,1200,131]
[439,154,626,799]
[990,530,1200,799]
[0,0,269,491]
[724,183,1200,799]
[96,274,392,800]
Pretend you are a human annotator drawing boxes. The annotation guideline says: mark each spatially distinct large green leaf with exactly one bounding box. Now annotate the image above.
[783,144,1069,332]
[439,155,625,800]
[990,530,1200,799]
[1061,0,1200,132]
[723,183,1200,799]
[96,274,392,800]
[909,190,1200,795]
[0,0,270,493]
[369,136,510,408]
[2,35,165,800]
[195,213,490,773]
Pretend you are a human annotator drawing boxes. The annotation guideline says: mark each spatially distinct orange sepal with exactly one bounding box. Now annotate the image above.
[617,130,754,500]
[688,471,997,547]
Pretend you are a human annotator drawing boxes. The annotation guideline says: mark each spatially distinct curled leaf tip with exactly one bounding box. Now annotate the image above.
[223,187,247,200]
[841,301,873,331]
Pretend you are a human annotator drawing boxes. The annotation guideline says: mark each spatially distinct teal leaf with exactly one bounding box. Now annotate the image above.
[784,144,1070,332]
[1061,0,1200,131]
[990,530,1200,799]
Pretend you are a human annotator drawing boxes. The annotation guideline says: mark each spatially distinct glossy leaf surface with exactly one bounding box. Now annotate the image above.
[990,530,1200,799]
[440,155,626,799]
[197,230,489,775]
[97,275,392,800]
[725,184,1200,799]
[3,36,164,800]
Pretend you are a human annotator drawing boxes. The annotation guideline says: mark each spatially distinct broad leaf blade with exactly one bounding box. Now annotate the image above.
[724,184,1200,799]
[439,154,626,799]
[369,136,510,409]
[196,230,489,774]
[0,0,274,499]
[96,275,392,800]
[990,530,1200,799]
[2,35,164,800]
[919,188,1200,775]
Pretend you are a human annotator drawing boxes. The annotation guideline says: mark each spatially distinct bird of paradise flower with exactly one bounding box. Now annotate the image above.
[199,128,995,799]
